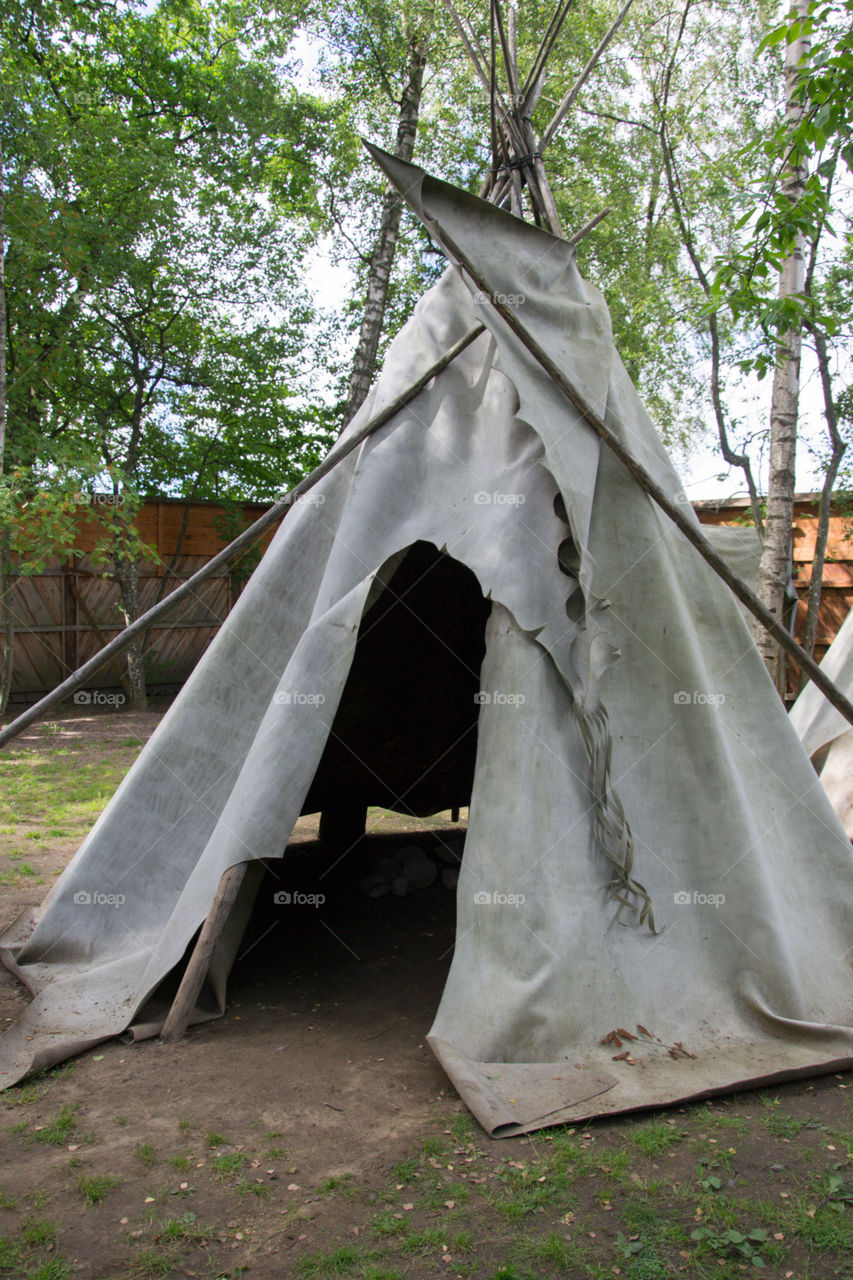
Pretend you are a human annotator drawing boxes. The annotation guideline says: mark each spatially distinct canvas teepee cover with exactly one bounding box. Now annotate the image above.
[1,154,851,1136]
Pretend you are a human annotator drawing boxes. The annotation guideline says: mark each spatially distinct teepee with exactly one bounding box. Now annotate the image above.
[1,2,852,1135]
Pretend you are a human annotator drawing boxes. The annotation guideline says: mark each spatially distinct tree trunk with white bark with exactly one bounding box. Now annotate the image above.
[752,0,810,689]
[341,34,427,428]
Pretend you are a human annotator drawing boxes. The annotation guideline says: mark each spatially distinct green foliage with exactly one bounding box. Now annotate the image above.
[690,1224,769,1266]
[2,0,336,569]
[712,2,853,365]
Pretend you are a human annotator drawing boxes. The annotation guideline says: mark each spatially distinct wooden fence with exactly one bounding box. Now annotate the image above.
[696,495,853,668]
[6,493,853,703]
[7,498,276,703]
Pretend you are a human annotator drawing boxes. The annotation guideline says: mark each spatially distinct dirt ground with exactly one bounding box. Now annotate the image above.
[0,707,851,1280]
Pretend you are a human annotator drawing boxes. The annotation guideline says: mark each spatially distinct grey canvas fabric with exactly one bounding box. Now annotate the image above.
[1,155,851,1134]
[790,606,853,839]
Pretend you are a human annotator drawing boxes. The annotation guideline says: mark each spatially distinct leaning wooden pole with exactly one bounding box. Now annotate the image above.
[539,0,635,152]
[0,324,486,750]
[431,224,853,729]
[160,863,247,1042]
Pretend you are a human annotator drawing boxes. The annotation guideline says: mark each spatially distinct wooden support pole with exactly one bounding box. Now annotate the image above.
[540,0,635,152]
[0,324,486,749]
[566,206,613,247]
[160,863,247,1042]
[521,0,575,108]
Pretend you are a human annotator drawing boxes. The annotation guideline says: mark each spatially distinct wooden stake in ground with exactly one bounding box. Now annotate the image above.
[161,863,247,1041]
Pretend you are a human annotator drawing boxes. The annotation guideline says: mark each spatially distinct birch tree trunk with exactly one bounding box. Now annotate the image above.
[340,33,427,428]
[798,324,846,683]
[113,556,147,711]
[752,1,810,688]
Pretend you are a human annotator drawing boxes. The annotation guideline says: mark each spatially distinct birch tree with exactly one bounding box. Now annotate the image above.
[340,24,429,425]
[755,0,812,682]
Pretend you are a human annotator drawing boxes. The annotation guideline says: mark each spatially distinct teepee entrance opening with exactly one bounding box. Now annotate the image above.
[221,543,491,1048]
[302,541,492,849]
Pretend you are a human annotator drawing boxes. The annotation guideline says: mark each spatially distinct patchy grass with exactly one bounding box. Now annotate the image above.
[210,1151,250,1177]
[135,1141,157,1168]
[156,1212,214,1244]
[77,1173,120,1206]
[0,735,145,871]
[0,1220,70,1280]
[11,1104,83,1148]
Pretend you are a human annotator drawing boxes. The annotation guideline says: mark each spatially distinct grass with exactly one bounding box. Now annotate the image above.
[294,1244,361,1277]
[210,1151,249,1177]
[127,1246,180,1277]
[370,1211,409,1239]
[390,1156,418,1184]
[318,1172,355,1196]
[234,1176,270,1199]
[77,1173,120,1205]
[157,1212,214,1244]
[0,1228,70,1280]
[0,746,143,862]
[3,1082,47,1108]
[631,1120,680,1156]
[18,1219,59,1248]
[12,1104,80,1147]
